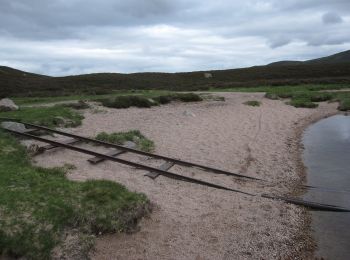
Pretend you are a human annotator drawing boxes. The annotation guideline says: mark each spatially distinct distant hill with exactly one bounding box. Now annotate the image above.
[267,60,303,66]
[268,50,350,66]
[1,50,350,97]
[305,50,350,64]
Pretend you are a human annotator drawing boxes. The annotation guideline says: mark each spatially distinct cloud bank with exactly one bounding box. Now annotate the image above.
[0,0,349,75]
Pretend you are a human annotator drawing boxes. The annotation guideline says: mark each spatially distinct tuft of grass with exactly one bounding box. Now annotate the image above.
[152,95,173,104]
[96,130,155,152]
[244,100,261,107]
[0,131,150,259]
[0,105,84,127]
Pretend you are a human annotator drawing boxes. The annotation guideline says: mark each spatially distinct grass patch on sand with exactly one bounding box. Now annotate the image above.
[244,100,261,107]
[153,93,203,104]
[100,95,156,109]
[208,84,350,110]
[13,90,172,106]
[265,90,350,110]
[98,93,203,109]
[209,84,350,93]
[0,105,84,127]
[0,131,150,259]
[96,130,155,152]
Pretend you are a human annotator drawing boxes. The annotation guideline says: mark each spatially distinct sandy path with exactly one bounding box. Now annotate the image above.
[32,93,338,259]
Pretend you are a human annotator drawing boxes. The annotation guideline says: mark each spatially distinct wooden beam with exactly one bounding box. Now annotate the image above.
[87,142,136,164]
[145,161,175,179]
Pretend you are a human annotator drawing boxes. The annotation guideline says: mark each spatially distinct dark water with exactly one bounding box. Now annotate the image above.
[303,115,350,260]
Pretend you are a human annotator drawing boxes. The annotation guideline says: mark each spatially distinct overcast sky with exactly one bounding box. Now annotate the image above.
[0,0,349,76]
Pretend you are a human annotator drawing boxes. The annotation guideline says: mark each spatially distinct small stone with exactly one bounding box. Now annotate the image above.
[124,141,137,148]
[132,136,140,142]
[183,110,196,117]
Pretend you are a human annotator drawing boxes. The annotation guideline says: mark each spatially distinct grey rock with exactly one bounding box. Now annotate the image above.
[183,110,196,117]
[0,98,19,112]
[124,141,137,148]
[1,122,26,132]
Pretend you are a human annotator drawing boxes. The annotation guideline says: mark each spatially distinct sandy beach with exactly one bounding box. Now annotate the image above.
[31,92,338,259]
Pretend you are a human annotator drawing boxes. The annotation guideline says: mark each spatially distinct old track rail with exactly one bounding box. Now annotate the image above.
[1,118,349,212]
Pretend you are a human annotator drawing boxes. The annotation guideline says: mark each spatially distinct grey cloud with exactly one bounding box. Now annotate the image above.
[322,12,343,24]
[268,37,292,48]
[0,0,350,75]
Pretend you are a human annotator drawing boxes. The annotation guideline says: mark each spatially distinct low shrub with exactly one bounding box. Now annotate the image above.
[275,92,294,99]
[101,96,156,109]
[338,98,350,111]
[153,95,173,104]
[309,93,333,102]
[96,130,155,152]
[99,93,202,109]
[174,93,203,102]
[288,98,318,108]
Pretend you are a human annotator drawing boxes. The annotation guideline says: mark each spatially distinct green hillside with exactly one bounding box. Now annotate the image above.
[1,50,350,97]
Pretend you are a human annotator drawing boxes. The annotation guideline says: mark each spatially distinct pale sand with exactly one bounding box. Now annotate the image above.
[31,93,338,259]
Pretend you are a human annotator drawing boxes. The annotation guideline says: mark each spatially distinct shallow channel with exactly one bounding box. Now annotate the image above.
[302,114,350,259]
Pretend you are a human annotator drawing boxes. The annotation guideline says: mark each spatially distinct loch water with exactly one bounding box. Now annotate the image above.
[302,115,350,259]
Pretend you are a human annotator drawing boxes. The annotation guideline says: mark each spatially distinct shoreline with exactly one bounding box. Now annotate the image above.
[291,108,340,259]
[29,93,340,259]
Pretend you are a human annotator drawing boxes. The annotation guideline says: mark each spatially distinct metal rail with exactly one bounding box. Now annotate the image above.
[3,118,349,195]
[0,118,263,181]
[2,123,350,212]
[1,118,350,195]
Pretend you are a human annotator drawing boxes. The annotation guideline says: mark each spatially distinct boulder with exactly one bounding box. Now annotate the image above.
[0,98,19,112]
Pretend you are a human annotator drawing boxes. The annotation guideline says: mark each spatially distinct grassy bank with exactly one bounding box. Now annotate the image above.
[0,105,84,127]
[264,88,350,110]
[98,93,203,109]
[0,131,150,259]
[211,84,350,111]
[12,90,171,106]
